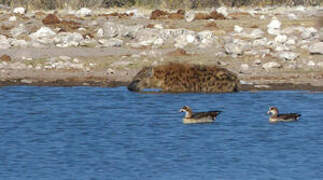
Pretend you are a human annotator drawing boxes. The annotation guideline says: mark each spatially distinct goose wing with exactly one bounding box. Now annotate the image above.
[278,113,301,121]
[192,111,222,119]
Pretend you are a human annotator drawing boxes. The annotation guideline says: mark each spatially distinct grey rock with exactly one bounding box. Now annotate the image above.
[0,35,11,49]
[279,51,299,61]
[99,38,123,47]
[262,62,281,70]
[54,32,84,47]
[309,42,323,54]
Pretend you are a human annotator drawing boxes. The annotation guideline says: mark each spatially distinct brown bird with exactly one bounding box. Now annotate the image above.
[179,106,221,124]
[267,106,301,123]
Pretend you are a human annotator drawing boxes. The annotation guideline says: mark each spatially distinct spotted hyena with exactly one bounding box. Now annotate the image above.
[128,63,239,93]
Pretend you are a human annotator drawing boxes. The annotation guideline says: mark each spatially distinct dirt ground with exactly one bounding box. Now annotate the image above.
[0,7,323,91]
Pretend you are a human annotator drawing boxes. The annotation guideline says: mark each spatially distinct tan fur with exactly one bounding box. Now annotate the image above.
[128,63,239,93]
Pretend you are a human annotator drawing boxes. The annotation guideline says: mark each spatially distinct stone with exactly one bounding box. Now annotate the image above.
[286,39,296,45]
[0,55,11,62]
[42,14,61,25]
[275,34,288,43]
[240,64,249,72]
[307,61,315,66]
[186,34,195,43]
[21,79,33,84]
[253,59,262,66]
[54,32,84,47]
[97,28,104,38]
[99,38,123,47]
[262,62,281,70]
[287,13,298,20]
[267,28,281,36]
[10,24,27,38]
[267,18,281,29]
[0,35,11,49]
[234,25,243,33]
[318,62,323,68]
[309,42,323,54]
[11,39,28,47]
[185,11,195,22]
[301,27,317,40]
[76,8,92,17]
[279,51,299,61]
[29,27,56,40]
[259,15,265,20]
[8,16,16,22]
[153,38,164,47]
[225,43,243,55]
[103,22,142,39]
[253,38,267,46]
[247,29,264,39]
[13,7,25,14]
[217,7,228,17]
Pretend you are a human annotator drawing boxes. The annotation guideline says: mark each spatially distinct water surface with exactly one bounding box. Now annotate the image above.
[0,86,323,179]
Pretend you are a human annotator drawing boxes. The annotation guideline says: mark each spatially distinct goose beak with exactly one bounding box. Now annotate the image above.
[179,109,184,112]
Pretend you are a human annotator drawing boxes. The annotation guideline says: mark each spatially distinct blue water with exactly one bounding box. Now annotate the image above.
[0,86,323,180]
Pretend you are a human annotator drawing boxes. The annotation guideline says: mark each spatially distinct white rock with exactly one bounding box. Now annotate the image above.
[126,9,144,18]
[13,7,25,14]
[288,13,298,20]
[154,24,163,29]
[225,42,243,55]
[286,39,296,45]
[267,18,281,29]
[253,38,267,46]
[275,34,288,43]
[54,32,84,47]
[262,62,281,70]
[10,24,27,38]
[186,34,195,43]
[217,7,228,17]
[307,61,315,66]
[11,39,28,47]
[97,28,104,38]
[76,8,92,17]
[295,6,305,12]
[0,35,11,49]
[21,79,32,84]
[259,15,265,20]
[59,56,71,61]
[301,27,317,40]
[234,25,243,33]
[8,16,17,22]
[279,51,299,61]
[253,59,262,66]
[185,11,195,22]
[29,27,56,40]
[248,29,264,39]
[153,38,164,46]
[80,39,97,47]
[240,64,249,71]
[309,42,323,54]
[267,28,281,36]
[99,38,123,47]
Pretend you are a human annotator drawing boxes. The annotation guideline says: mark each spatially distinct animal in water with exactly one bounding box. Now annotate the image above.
[179,106,221,124]
[267,106,301,123]
[127,63,239,93]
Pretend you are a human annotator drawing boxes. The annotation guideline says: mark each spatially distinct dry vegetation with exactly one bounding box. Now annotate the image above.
[0,0,322,10]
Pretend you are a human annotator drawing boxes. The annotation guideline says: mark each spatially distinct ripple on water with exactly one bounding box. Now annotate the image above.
[0,86,323,179]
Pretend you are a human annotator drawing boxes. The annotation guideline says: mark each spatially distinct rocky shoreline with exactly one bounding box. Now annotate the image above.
[1,6,323,91]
